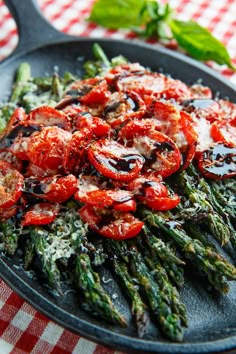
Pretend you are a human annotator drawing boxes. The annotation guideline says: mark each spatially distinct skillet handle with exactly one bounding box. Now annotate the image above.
[3,0,74,57]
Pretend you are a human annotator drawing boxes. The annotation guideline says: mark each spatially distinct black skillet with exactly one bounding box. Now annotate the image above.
[1,1,236,353]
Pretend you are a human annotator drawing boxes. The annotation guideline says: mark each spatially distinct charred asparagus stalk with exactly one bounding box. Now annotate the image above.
[104,238,149,336]
[175,170,231,246]
[129,245,184,342]
[144,251,188,327]
[143,209,236,290]
[74,253,126,327]
[30,226,62,294]
[10,62,31,102]
[113,258,149,337]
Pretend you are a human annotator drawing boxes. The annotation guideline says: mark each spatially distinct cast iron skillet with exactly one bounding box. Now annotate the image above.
[1,1,236,353]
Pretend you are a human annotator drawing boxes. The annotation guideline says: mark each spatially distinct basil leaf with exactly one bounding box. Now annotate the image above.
[169,20,235,70]
[89,0,146,29]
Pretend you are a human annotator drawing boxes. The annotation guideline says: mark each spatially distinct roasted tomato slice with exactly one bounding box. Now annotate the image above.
[75,114,111,138]
[28,126,72,171]
[79,204,143,240]
[75,187,136,212]
[128,129,181,178]
[116,72,166,99]
[3,107,27,136]
[211,118,236,146]
[181,98,221,123]
[103,91,146,128]
[67,77,110,106]
[63,129,93,173]
[198,143,236,179]
[25,174,77,203]
[0,205,18,221]
[0,160,24,208]
[88,139,145,181]
[21,202,60,226]
[27,106,72,131]
[128,175,180,210]
[0,148,23,171]
[162,77,192,101]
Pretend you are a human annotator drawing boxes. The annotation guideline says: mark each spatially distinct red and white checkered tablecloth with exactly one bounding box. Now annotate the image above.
[0,0,236,353]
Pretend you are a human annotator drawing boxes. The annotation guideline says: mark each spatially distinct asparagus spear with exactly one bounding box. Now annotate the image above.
[175,170,231,246]
[144,252,188,327]
[30,227,63,294]
[23,238,35,270]
[129,246,184,342]
[210,179,236,219]
[10,63,31,102]
[0,221,19,255]
[112,258,149,337]
[142,226,185,286]
[143,209,236,289]
[74,253,126,327]
[143,226,185,266]
[104,238,149,336]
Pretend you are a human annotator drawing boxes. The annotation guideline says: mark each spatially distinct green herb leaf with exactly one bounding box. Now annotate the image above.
[89,0,146,29]
[169,19,235,70]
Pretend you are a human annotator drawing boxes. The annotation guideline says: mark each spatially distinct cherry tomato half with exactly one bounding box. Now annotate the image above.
[79,204,143,240]
[103,91,146,128]
[211,118,236,146]
[131,130,181,178]
[25,174,77,203]
[88,139,145,181]
[0,160,24,208]
[198,143,236,179]
[21,202,60,226]
[28,126,72,171]
[27,105,72,131]
[128,175,180,210]
[75,187,136,212]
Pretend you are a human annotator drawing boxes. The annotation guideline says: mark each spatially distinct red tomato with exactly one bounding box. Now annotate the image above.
[182,98,221,123]
[63,129,93,173]
[0,148,23,171]
[198,143,236,179]
[75,114,110,138]
[128,175,180,210]
[68,77,110,106]
[27,106,72,131]
[28,126,72,171]
[25,162,58,178]
[79,204,143,240]
[4,107,27,136]
[178,111,198,170]
[75,187,136,211]
[103,91,146,128]
[25,174,77,203]
[21,202,60,226]
[218,99,236,120]
[0,160,24,208]
[211,118,236,146]
[189,84,213,99]
[88,139,145,181]
[130,129,181,178]
[0,205,18,220]
[162,77,192,101]
[116,72,166,99]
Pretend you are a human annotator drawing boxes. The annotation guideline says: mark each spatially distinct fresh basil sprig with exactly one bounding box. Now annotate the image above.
[89,0,235,70]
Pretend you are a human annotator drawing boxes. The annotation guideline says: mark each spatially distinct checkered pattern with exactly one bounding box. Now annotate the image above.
[0,0,235,353]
